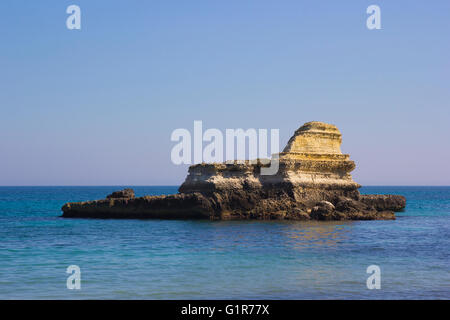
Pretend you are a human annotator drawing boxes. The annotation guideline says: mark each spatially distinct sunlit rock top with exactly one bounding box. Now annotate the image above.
[282,121,343,155]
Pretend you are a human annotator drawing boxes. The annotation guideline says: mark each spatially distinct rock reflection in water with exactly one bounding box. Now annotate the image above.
[282,221,353,250]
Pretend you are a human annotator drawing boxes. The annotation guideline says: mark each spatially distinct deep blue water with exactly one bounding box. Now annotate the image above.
[0,186,448,299]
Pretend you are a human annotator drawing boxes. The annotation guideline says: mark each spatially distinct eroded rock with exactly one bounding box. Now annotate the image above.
[310,201,336,220]
[106,188,135,199]
[359,194,406,211]
[62,121,406,220]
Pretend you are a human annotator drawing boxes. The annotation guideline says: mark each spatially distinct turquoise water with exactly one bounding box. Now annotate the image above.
[0,186,448,299]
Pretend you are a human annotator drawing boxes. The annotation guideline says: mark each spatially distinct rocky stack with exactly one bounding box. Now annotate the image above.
[62,121,405,220]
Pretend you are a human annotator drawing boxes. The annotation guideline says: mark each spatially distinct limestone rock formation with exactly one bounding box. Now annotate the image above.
[106,188,135,199]
[62,121,406,220]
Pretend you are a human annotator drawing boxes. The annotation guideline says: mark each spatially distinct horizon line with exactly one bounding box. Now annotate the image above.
[0,185,449,187]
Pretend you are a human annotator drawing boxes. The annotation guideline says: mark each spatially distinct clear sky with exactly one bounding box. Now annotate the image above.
[1,0,449,186]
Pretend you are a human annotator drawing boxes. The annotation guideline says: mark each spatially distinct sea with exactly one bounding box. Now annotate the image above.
[0,186,448,299]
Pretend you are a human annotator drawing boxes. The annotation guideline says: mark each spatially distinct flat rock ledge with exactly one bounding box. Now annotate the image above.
[61,122,406,221]
[62,191,405,221]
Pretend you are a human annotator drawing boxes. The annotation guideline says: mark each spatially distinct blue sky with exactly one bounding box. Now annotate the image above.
[1,0,449,185]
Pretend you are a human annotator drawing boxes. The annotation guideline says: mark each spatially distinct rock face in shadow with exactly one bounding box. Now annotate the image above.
[106,188,135,199]
[61,121,406,220]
